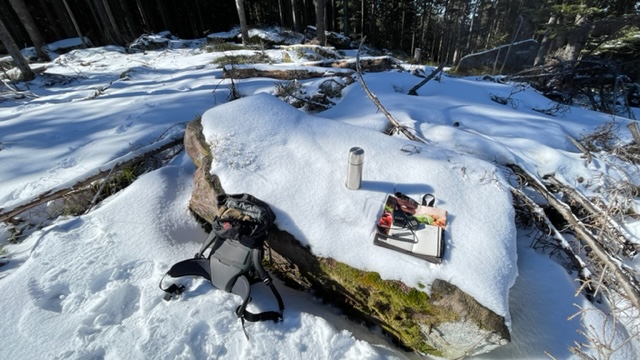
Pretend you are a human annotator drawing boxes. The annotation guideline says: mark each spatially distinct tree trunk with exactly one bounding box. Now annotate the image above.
[0,16,35,81]
[360,0,364,38]
[534,12,558,66]
[563,13,591,62]
[135,0,151,32]
[278,0,285,27]
[291,0,301,32]
[466,0,480,52]
[8,0,50,60]
[86,0,107,45]
[101,0,125,45]
[51,0,76,38]
[37,0,65,40]
[314,0,326,45]
[62,0,87,48]
[342,0,349,37]
[117,0,139,40]
[155,0,169,31]
[235,0,250,44]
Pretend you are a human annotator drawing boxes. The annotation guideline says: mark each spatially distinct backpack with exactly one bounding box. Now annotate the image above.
[159,193,283,336]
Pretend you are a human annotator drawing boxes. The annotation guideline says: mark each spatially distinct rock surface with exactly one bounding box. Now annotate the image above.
[183,96,514,358]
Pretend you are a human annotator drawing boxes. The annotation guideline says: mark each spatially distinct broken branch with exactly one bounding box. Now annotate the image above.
[355,38,425,144]
[510,164,640,310]
[407,63,445,96]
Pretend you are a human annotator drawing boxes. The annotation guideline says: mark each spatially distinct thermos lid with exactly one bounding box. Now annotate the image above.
[348,147,364,165]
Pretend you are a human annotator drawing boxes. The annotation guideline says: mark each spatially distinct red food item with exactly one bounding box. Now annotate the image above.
[379,212,392,227]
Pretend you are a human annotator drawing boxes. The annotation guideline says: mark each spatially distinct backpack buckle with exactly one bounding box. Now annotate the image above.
[162,284,185,301]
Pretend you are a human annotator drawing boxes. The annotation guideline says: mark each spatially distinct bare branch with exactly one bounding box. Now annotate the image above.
[510,164,640,310]
[407,63,445,96]
[355,38,425,144]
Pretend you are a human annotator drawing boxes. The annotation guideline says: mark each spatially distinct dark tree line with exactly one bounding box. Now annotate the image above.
[1,0,639,78]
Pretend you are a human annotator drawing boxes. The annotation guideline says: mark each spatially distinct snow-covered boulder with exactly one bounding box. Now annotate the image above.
[185,93,518,358]
[207,26,305,46]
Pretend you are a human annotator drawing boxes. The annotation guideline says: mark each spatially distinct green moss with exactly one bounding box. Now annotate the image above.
[319,259,458,354]
[211,43,244,52]
[211,53,271,65]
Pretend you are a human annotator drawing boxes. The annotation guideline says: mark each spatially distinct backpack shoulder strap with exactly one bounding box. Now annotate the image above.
[159,257,212,300]
[160,232,225,300]
[231,272,284,339]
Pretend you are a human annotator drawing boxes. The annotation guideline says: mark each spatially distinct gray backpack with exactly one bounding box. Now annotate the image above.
[160,193,283,336]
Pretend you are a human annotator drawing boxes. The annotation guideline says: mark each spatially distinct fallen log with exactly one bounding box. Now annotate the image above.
[0,133,184,223]
[301,56,398,72]
[510,164,640,310]
[223,64,354,80]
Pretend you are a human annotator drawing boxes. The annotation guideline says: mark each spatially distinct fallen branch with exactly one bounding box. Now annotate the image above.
[510,164,640,310]
[0,133,184,223]
[627,122,640,144]
[407,63,445,96]
[567,135,592,164]
[545,175,638,257]
[355,38,425,144]
[510,187,593,293]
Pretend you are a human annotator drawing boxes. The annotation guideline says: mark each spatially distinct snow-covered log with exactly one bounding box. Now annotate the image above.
[0,134,184,224]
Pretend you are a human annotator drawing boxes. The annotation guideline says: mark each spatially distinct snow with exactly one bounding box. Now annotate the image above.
[1,34,639,360]
[201,93,516,322]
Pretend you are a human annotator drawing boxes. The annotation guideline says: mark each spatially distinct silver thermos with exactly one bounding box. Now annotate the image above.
[346,147,364,190]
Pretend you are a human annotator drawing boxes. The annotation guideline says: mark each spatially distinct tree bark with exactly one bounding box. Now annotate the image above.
[342,0,349,37]
[0,17,35,81]
[135,0,151,32]
[8,0,50,60]
[51,0,76,38]
[101,0,125,45]
[563,13,591,62]
[235,0,250,44]
[62,0,88,48]
[291,0,301,32]
[314,0,326,45]
[37,0,65,40]
[155,0,169,31]
[87,0,108,45]
[278,0,285,27]
[534,12,558,66]
[117,0,139,40]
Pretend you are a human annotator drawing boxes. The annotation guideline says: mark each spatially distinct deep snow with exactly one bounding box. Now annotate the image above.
[1,33,639,359]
